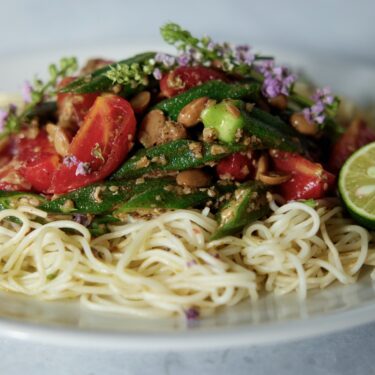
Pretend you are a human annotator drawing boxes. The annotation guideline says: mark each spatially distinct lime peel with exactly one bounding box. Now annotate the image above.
[339,141,375,229]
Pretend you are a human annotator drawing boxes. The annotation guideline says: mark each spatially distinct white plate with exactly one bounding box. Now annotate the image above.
[1,43,375,350]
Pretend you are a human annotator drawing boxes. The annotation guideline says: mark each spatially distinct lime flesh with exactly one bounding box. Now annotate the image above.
[339,142,375,229]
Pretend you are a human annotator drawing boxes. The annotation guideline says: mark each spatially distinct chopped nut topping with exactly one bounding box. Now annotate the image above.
[93,186,103,203]
[202,127,218,143]
[61,199,75,211]
[135,177,145,185]
[135,156,150,169]
[210,144,227,155]
[151,155,167,165]
[188,142,203,159]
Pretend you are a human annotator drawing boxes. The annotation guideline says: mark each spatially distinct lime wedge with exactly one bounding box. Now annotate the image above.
[339,142,375,229]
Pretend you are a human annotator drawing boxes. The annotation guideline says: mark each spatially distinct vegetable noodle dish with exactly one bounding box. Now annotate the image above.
[1,23,375,320]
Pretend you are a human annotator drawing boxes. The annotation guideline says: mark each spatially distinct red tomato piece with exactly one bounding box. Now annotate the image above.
[271,150,335,201]
[22,154,60,192]
[50,94,136,194]
[0,161,32,191]
[160,66,226,98]
[329,118,375,173]
[216,152,253,181]
[57,77,99,128]
[17,130,61,192]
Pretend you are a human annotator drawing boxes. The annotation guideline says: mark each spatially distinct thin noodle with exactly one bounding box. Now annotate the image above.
[0,199,373,318]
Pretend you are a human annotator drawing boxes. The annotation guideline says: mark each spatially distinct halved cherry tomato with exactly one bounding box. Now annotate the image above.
[50,94,136,194]
[0,161,32,191]
[22,155,60,192]
[271,150,335,201]
[329,118,375,173]
[216,152,253,181]
[16,130,61,192]
[160,66,227,98]
[57,77,99,128]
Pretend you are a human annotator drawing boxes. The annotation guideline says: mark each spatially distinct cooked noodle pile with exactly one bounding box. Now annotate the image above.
[0,201,374,318]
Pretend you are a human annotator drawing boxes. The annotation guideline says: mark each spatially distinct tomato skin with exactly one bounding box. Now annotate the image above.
[57,77,99,127]
[16,130,61,192]
[271,150,335,201]
[216,152,253,181]
[278,173,334,201]
[0,162,32,191]
[329,119,375,173]
[22,154,60,192]
[50,94,136,194]
[160,66,226,98]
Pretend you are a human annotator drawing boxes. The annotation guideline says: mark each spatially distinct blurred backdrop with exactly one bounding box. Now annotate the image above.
[0,0,374,61]
[1,0,375,101]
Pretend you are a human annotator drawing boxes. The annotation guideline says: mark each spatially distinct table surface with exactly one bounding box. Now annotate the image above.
[1,0,375,374]
[0,322,374,375]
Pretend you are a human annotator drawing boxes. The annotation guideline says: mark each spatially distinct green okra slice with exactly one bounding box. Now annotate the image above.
[0,191,46,211]
[40,178,175,214]
[115,184,214,213]
[155,80,260,121]
[210,181,270,240]
[111,140,246,180]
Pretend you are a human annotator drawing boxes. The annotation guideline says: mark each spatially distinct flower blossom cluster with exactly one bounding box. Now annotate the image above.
[303,87,335,125]
[151,41,256,80]
[184,307,199,321]
[63,155,91,176]
[0,104,17,133]
[258,61,296,99]
[0,109,9,132]
[21,81,33,103]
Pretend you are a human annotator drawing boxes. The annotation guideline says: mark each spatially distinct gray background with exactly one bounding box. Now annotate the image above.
[1,0,375,373]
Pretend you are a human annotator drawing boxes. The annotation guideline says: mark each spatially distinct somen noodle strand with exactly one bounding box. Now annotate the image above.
[0,200,373,318]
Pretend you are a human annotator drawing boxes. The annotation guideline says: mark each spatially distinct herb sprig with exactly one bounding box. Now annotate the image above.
[0,57,77,138]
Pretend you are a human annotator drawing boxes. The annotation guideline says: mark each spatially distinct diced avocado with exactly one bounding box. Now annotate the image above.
[201,100,244,143]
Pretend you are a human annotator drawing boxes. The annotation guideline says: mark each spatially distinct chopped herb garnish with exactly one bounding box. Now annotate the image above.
[0,57,77,138]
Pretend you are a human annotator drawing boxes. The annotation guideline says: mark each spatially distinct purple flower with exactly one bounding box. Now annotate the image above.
[187,48,203,63]
[73,213,92,227]
[75,162,91,176]
[152,68,162,80]
[234,44,254,65]
[153,68,163,80]
[207,41,216,51]
[184,307,199,321]
[0,105,17,133]
[0,109,8,132]
[303,87,335,125]
[258,60,295,98]
[312,87,334,106]
[21,81,33,103]
[258,60,275,77]
[155,53,175,67]
[177,53,191,66]
[186,260,197,267]
[262,77,282,98]
[63,155,78,167]
[303,101,325,125]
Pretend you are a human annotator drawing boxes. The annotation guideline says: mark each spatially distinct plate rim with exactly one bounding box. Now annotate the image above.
[1,302,375,350]
[1,42,375,350]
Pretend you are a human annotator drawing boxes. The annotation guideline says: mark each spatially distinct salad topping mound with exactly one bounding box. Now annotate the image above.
[0,23,374,238]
